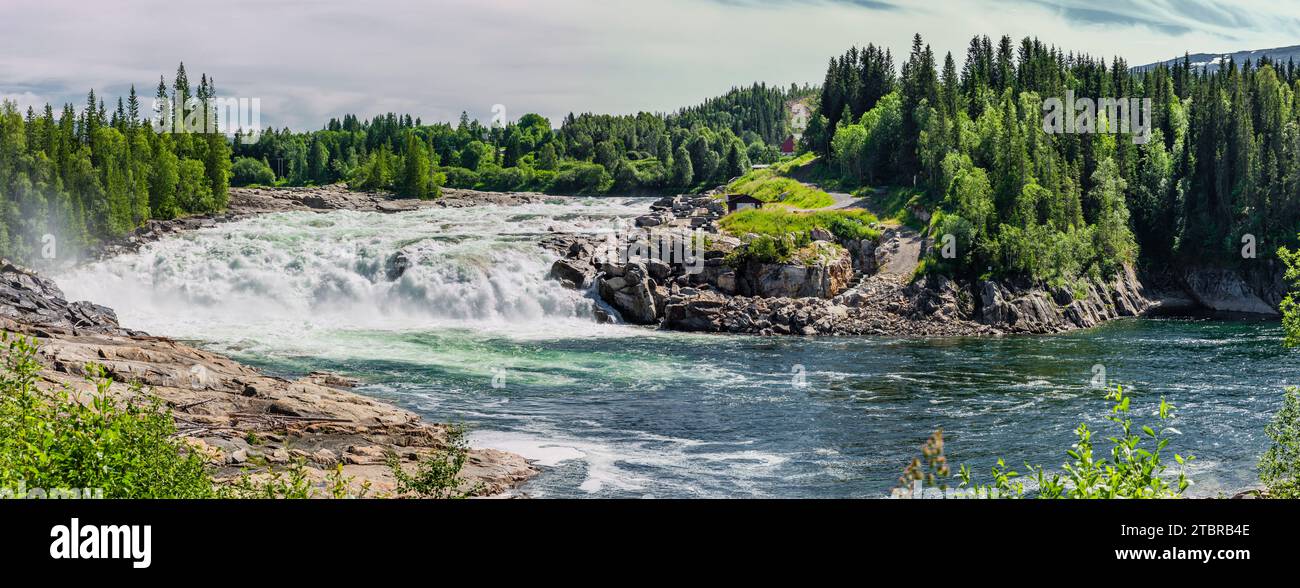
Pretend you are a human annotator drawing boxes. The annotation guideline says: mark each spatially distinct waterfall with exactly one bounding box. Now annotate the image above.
[56,198,650,337]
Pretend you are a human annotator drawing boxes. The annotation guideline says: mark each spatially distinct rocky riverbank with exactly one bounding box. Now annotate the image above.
[543,193,1181,337]
[1,259,537,497]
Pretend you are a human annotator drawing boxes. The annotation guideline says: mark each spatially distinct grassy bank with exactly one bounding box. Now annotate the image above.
[726,154,834,209]
[719,207,880,266]
[719,207,880,241]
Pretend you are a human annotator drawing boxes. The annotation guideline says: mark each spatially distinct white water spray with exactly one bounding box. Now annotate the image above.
[56,198,652,341]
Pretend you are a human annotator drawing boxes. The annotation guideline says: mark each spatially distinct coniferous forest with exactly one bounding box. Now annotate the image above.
[5,35,1300,284]
[0,64,231,262]
[811,35,1300,283]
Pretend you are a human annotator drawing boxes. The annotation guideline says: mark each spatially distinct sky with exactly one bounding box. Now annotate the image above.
[3,0,1299,130]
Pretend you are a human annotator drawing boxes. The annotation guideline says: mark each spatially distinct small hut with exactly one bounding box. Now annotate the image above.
[726,194,765,213]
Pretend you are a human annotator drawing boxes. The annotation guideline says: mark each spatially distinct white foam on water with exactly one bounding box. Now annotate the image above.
[469,427,790,497]
[55,198,654,342]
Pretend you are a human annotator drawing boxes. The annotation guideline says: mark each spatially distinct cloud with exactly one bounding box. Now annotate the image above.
[708,0,902,10]
[2,0,1296,131]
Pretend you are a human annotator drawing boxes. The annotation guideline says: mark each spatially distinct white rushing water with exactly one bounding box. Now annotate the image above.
[57,198,653,344]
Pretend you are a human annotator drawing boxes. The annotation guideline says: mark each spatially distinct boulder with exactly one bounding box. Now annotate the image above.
[385,251,412,280]
[1,259,125,334]
[597,263,659,324]
[549,259,593,289]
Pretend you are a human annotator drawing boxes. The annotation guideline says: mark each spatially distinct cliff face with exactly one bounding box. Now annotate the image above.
[1,259,538,497]
[733,241,855,300]
[1177,264,1286,316]
[968,266,1153,333]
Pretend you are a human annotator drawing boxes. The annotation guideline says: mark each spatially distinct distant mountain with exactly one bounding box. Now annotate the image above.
[1133,44,1300,73]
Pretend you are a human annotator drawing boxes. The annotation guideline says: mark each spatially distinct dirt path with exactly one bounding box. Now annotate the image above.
[787,185,872,212]
[876,227,925,279]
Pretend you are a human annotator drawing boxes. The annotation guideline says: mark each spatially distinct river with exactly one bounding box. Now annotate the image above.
[55,197,1296,497]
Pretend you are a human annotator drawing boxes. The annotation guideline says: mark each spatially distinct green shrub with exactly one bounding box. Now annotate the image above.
[1259,388,1300,498]
[441,166,480,189]
[386,423,483,499]
[726,234,802,265]
[550,161,611,194]
[0,333,216,498]
[477,164,530,192]
[1279,244,1300,348]
[230,156,276,186]
[220,459,313,499]
[895,385,1193,499]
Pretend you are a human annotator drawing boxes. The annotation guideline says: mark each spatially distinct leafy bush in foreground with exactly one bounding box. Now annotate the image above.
[0,332,474,500]
[386,423,482,499]
[895,385,1193,499]
[0,332,216,498]
[1258,388,1300,498]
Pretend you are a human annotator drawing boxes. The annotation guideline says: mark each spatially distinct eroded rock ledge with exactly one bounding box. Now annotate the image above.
[1,260,537,497]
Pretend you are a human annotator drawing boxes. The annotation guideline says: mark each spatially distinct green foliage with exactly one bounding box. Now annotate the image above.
[549,161,611,194]
[1258,388,1300,498]
[727,233,805,265]
[221,459,313,499]
[1,66,233,263]
[0,333,216,498]
[1280,243,1300,348]
[230,156,275,186]
[227,83,809,198]
[726,167,835,209]
[385,423,483,499]
[809,35,1300,283]
[399,133,433,199]
[1264,249,1300,497]
[862,186,929,228]
[176,158,215,213]
[353,143,396,191]
[718,207,879,241]
[670,145,694,188]
[899,386,1193,499]
[829,91,903,185]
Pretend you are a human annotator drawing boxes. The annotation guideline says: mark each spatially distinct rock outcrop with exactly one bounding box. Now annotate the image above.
[597,262,662,324]
[1,260,131,335]
[966,265,1152,333]
[1180,266,1283,316]
[732,242,854,299]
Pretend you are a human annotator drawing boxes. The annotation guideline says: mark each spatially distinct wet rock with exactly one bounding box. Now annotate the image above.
[549,259,594,290]
[597,262,659,324]
[1,259,127,335]
[385,251,412,280]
